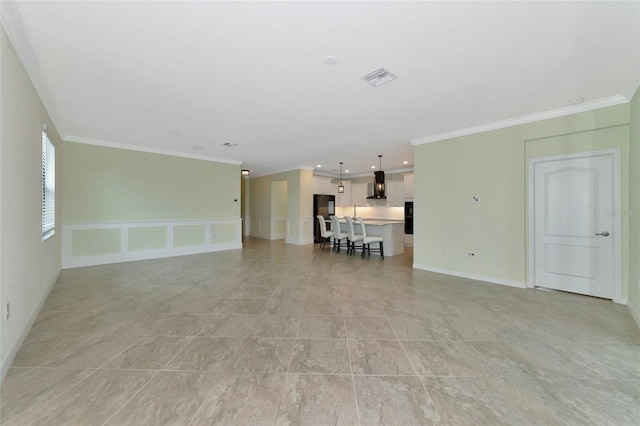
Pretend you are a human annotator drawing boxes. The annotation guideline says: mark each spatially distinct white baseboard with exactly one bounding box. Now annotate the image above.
[63,242,242,269]
[1,271,60,383]
[628,302,640,329]
[412,264,527,289]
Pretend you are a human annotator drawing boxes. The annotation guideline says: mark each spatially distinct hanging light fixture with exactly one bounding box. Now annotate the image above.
[338,162,345,193]
[375,155,385,195]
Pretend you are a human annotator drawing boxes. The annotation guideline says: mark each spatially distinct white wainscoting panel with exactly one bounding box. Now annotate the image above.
[271,216,286,240]
[62,219,242,268]
[286,217,314,245]
[249,216,271,240]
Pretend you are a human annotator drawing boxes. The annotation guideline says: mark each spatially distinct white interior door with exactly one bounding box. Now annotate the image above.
[533,154,614,299]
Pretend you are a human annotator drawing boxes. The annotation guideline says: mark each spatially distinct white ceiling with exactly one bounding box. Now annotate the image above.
[3,1,639,177]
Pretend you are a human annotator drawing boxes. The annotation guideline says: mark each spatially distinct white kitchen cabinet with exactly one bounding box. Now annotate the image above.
[386,180,404,207]
[313,176,333,195]
[351,183,368,207]
[403,173,414,199]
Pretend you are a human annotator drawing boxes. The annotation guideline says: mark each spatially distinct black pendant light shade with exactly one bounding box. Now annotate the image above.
[338,162,345,193]
[375,155,385,194]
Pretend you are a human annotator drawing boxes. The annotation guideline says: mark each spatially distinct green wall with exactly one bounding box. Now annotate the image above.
[414,126,525,282]
[61,142,240,223]
[0,28,62,379]
[271,180,288,217]
[629,88,640,321]
[414,103,632,296]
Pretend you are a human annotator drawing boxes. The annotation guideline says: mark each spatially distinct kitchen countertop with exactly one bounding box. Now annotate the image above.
[333,218,404,225]
[361,220,404,225]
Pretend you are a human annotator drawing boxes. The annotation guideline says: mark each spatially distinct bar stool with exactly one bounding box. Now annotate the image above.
[344,216,363,256]
[330,215,349,252]
[358,217,384,259]
[316,215,334,250]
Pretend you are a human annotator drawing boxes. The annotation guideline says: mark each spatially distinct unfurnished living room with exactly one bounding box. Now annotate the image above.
[1,1,639,425]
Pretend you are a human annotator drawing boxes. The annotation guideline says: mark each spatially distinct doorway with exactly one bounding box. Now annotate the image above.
[529,150,621,300]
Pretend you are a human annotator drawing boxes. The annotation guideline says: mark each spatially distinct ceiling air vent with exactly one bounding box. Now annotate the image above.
[360,67,397,87]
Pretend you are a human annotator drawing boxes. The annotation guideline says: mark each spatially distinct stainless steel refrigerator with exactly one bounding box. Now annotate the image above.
[313,194,336,243]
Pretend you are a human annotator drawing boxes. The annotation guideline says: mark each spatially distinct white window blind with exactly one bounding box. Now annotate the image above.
[42,129,55,239]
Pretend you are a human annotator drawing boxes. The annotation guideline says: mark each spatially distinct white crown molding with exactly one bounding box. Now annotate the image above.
[315,167,414,179]
[411,95,630,146]
[249,165,314,178]
[1,0,68,136]
[64,136,243,165]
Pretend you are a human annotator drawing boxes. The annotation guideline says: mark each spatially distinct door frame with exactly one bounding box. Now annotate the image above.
[527,149,623,303]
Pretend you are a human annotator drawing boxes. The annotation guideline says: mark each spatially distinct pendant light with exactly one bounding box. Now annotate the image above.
[375,155,385,194]
[338,162,345,193]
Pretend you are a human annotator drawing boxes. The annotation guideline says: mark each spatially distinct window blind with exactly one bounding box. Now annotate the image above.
[42,130,55,238]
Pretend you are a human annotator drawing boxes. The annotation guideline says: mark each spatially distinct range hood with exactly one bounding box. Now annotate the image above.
[366,171,386,199]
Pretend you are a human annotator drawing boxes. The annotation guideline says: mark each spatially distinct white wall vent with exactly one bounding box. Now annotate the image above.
[360,67,397,87]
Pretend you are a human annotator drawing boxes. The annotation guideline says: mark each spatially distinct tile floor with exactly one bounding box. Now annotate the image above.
[1,238,639,425]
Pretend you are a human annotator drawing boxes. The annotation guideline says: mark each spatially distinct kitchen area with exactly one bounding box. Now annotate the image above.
[313,171,414,257]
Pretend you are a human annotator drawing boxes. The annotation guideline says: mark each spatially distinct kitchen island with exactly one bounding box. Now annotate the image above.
[341,219,405,257]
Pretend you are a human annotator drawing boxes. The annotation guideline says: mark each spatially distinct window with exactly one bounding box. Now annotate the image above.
[42,127,55,240]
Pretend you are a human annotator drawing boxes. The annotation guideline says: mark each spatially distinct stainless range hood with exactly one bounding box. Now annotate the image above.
[366,170,386,199]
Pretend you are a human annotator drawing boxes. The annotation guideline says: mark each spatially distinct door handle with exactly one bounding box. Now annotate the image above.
[595,231,610,237]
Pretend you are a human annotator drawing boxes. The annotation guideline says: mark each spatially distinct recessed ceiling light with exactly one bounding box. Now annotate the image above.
[193,146,202,151]
[345,170,349,173]
[570,97,584,105]
[371,166,375,169]
[323,56,338,65]
[317,164,322,168]
[170,130,181,135]
[403,161,408,164]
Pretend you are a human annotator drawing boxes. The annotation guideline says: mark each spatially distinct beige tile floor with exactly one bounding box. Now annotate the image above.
[1,237,639,425]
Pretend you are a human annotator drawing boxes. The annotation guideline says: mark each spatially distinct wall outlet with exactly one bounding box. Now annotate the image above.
[5,303,9,320]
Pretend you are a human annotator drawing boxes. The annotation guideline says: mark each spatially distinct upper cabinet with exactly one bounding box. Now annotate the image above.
[403,173,414,199]
[386,181,404,207]
[313,176,333,195]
